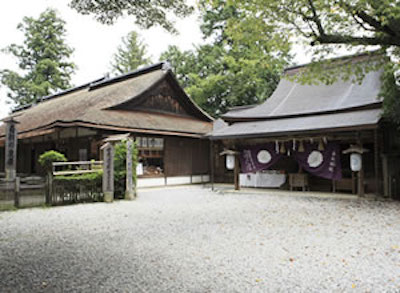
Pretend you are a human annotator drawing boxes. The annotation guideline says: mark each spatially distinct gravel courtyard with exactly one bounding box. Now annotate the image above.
[1,186,400,292]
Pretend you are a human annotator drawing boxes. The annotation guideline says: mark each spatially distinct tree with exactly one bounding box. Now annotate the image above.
[213,0,400,123]
[160,0,291,116]
[69,0,194,33]
[111,31,152,75]
[0,9,75,107]
[160,45,197,88]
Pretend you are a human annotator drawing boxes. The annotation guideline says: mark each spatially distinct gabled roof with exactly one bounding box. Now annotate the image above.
[0,62,213,139]
[222,69,382,121]
[211,53,385,139]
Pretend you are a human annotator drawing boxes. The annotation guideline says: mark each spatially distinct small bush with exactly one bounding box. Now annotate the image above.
[38,150,67,172]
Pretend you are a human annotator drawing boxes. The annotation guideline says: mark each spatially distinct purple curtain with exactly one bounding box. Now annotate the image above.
[239,142,342,180]
[240,143,282,173]
[292,142,342,180]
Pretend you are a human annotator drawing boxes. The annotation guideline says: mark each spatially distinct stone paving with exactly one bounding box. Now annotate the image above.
[0,186,400,292]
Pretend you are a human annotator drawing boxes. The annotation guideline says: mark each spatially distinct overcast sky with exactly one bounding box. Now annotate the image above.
[0,0,311,120]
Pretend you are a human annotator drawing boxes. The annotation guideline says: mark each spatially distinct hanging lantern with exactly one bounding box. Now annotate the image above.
[292,139,296,150]
[343,145,369,172]
[318,139,325,151]
[298,141,305,152]
[220,149,239,171]
[280,142,286,154]
[350,153,362,172]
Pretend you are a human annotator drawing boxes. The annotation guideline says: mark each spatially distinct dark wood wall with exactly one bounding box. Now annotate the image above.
[0,146,4,172]
[164,137,209,176]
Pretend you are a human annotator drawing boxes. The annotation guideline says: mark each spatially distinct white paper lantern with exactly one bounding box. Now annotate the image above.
[350,153,362,172]
[226,154,235,170]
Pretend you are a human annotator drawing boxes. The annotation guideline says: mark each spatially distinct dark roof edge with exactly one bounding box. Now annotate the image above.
[222,101,382,122]
[0,119,207,139]
[284,50,386,74]
[208,123,379,140]
[12,76,107,113]
[89,62,166,91]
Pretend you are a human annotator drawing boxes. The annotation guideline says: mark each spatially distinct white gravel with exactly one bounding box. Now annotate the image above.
[1,186,400,292]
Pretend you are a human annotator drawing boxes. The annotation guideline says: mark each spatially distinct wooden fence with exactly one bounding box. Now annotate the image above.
[0,176,46,209]
[0,161,103,209]
[50,161,103,205]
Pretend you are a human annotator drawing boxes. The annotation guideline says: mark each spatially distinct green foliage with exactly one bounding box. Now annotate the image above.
[160,0,291,117]
[111,31,152,75]
[113,140,138,198]
[55,170,103,182]
[0,9,75,108]
[211,0,400,124]
[381,63,400,125]
[38,150,67,172]
[227,0,400,50]
[68,0,194,33]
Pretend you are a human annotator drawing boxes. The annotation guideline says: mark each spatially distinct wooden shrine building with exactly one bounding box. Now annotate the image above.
[209,53,400,199]
[0,62,212,187]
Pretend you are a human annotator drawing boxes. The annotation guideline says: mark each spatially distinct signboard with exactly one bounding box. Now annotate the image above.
[5,119,18,180]
[125,139,135,200]
[102,142,114,202]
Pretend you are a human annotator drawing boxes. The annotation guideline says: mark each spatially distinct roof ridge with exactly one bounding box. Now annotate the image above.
[12,76,107,113]
[284,50,385,73]
[88,62,167,91]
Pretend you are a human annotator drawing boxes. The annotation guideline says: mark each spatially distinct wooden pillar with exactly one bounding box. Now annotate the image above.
[351,171,356,194]
[374,129,380,195]
[101,142,114,202]
[358,167,365,197]
[14,177,20,208]
[210,140,214,191]
[45,171,53,205]
[357,134,365,197]
[125,138,135,200]
[234,155,240,191]
[4,118,19,180]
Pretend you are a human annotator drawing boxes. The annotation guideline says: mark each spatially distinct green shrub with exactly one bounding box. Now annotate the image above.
[38,150,67,172]
[55,170,103,181]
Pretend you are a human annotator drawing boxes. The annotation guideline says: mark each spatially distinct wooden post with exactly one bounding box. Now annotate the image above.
[351,171,356,194]
[14,177,20,208]
[374,129,380,195]
[357,134,365,197]
[234,155,240,191]
[46,171,53,205]
[4,117,19,181]
[358,168,365,197]
[125,139,135,200]
[210,140,214,191]
[101,142,114,202]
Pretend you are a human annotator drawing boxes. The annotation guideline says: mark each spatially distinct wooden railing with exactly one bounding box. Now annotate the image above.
[50,161,103,205]
[52,161,103,176]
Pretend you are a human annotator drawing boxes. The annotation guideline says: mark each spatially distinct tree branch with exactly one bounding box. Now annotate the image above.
[307,0,325,36]
[354,10,397,37]
[314,34,400,47]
